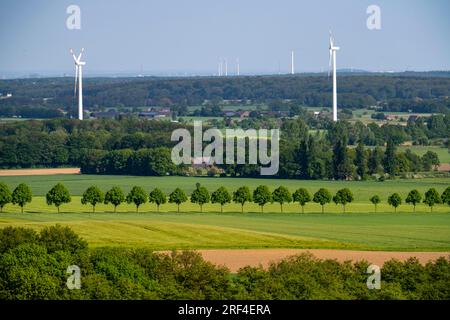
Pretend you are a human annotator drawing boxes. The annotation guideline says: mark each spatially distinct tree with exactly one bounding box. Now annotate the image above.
[405,189,422,212]
[272,186,292,213]
[0,182,12,213]
[253,185,272,213]
[332,188,354,213]
[46,183,71,213]
[442,187,450,206]
[422,151,440,171]
[384,139,397,176]
[11,183,32,213]
[190,183,210,213]
[355,142,367,180]
[39,224,88,254]
[104,186,125,213]
[368,147,384,175]
[388,193,402,213]
[149,188,167,212]
[423,188,441,212]
[169,188,188,213]
[370,195,381,213]
[211,186,231,213]
[313,188,332,213]
[81,185,104,213]
[126,186,148,213]
[292,188,311,213]
[330,123,352,180]
[233,186,252,213]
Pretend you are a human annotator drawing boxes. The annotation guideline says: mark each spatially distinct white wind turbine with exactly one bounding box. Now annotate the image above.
[328,32,339,122]
[70,48,86,120]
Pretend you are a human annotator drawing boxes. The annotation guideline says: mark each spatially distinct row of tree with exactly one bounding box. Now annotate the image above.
[1,182,449,214]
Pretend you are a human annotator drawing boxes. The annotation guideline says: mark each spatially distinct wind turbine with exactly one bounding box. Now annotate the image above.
[328,32,339,122]
[224,58,228,76]
[291,50,295,74]
[70,48,86,120]
[236,58,240,76]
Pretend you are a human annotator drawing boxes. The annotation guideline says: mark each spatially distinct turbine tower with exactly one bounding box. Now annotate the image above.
[291,50,295,74]
[328,32,340,122]
[70,48,86,120]
[236,58,240,76]
[224,58,228,76]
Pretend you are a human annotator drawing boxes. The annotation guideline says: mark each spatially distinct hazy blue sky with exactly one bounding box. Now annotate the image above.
[1,0,449,77]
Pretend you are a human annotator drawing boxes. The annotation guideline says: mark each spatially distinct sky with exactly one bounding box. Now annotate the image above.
[0,0,449,77]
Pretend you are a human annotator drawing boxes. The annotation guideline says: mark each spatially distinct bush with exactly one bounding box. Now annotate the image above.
[0,227,449,300]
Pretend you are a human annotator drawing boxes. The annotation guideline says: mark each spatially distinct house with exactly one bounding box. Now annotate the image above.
[407,115,421,123]
[139,108,171,118]
[192,156,213,168]
[223,111,237,117]
[385,114,400,121]
[92,110,119,118]
[238,111,250,118]
[138,111,167,118]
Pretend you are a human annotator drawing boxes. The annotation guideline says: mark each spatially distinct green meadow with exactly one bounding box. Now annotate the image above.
[0,211,449,251]
[0,174,448,251]
[1,175,448,200]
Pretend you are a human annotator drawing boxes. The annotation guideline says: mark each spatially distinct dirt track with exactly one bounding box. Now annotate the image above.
[162,249,450,272]
[0,168,80,176]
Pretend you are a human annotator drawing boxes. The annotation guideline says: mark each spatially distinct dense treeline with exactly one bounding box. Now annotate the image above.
[1,74,450,116]
[0,117,448,180]
[0,225,449,300]
[1,181,449,214]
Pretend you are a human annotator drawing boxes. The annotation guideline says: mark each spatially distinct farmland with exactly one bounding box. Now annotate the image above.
[0,174,449,252]
[1,174,448,200]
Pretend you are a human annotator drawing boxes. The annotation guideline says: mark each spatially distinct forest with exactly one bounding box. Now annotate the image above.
[0,225,449,300]
[1,73,450,118]
[0,117,448,180]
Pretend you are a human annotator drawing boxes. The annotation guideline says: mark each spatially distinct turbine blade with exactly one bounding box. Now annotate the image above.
[77,48,85,61]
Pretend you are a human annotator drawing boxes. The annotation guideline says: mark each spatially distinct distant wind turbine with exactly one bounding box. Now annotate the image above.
[70,48,86,120]
[291,50,295,74]
[224,58,228,76]
[236,58,240,76]
[328,32,340,122]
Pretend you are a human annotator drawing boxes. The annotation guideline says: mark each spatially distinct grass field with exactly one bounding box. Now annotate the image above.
[0,211,449,251]
[396,145,450,163]
[0,174,448,252]
[0,175,448,200]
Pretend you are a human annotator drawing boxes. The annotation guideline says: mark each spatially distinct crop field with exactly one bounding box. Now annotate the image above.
[0,175,448,200]
[1,211,449,251]
[0,174,448,252]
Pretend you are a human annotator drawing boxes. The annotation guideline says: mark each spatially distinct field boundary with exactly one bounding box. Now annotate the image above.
[0,168,80,176]
[159,249,450,272]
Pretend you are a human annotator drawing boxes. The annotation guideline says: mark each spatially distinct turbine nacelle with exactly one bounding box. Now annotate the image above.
[70,48,86,65]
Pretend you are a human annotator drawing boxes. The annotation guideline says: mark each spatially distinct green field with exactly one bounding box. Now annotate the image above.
[396,145,450,164]
[0,174,448,251]
[1,175,449,200]
[1,211,449,251]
